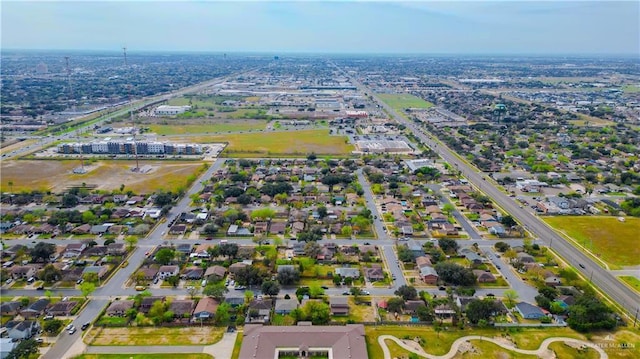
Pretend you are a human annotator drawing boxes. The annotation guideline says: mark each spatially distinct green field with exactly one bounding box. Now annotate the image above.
[148,120,265,135]
[620,276,640,293]
[198,129,354,157]
[377,93,434,109]
[543,216,640,267]
[622,85,640,93]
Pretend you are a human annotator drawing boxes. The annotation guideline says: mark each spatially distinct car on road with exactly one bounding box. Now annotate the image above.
[579,263,586,269]
[36,285,44,290]
[68,327,77,335]
[81,322,91,331]
[342,291,350,295]
[235,285,246,290]
[321,286,329,290]
[362,290,370,295]
[496,265,501,269]
[438,286,446,291]
[135,285,146,291]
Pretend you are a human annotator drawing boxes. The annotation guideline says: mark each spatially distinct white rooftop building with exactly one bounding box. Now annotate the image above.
[155,105,191,116]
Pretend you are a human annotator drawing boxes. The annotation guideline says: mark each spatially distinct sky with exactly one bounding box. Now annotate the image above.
[1,1,639,55]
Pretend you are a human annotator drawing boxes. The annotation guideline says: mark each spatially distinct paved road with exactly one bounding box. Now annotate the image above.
[42,299,109,359]
[426,184,482,240]
[341,68,640,318]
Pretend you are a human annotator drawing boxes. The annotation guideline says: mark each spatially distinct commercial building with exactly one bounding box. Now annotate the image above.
[57,141,202,156]
[239,323,367,359]
[154,105,191,116]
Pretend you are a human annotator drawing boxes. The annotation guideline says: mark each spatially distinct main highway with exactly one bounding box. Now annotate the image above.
[338,66,640,318]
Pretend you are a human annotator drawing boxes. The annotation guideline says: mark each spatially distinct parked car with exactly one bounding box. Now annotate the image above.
[68,327,77,335]
[43,314,54,320]
[81,322,90,331]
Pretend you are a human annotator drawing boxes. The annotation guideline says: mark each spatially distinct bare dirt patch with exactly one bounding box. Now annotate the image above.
[87,326,224,346]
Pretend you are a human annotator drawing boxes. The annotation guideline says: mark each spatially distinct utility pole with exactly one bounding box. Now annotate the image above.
[123,46,139,171]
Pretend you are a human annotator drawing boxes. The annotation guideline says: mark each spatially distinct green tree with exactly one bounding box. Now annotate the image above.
[395,285,417,300]
[298,300,330,324]
[40,264,62,283]
[442,203,455,216]
[503,289,519,307]
[308,283,325,298]
[465,299,498,324]
[6,339,38,359]
[165,275,180,288]
[203,282,229,300]
[31,242,55,263]
[43,319,64,334]
[250,208,276,220]
[261,280,280,297]
[79,281,96,299]
[276,267,300,285]
[438,238,459,254]
[124,236,138,250]
[155,248,175,265]
[215,302,231,325]
[387,297,405,313]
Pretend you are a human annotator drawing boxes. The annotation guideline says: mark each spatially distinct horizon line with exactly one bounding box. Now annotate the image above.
[2,48,639,58]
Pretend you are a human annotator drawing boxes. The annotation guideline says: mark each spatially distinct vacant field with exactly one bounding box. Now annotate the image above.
[620,276,640,293]
[1,160,204,193]
[86,326,224,346]
[378,93,434,109]
[568,116,616,127]
[544,216,640,267]
[74,355,211,359]
[147,120,265,135]
[187,129,353,157]
[622,84,640,93]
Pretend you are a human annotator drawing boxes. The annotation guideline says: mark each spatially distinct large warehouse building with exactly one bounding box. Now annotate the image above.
[154,105,191,116]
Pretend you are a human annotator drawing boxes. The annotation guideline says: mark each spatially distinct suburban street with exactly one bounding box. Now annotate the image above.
[341,68,640,318]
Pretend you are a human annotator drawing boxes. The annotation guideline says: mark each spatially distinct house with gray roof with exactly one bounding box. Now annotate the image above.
[515,302,545,319]
[8,320,40,340]
[274,298,299,315]
[335,267,360,279]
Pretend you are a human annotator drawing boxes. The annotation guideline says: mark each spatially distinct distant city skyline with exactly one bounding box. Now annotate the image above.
[2,1,638,55]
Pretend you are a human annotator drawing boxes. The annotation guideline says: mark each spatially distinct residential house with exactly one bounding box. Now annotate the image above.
[176,243,193,255]
[20,298,50,318]
[405,241,424,258]
[516,253,535,264]
[140,296,165,314]
[277,265,297,274]
[363,265,384,282]
[515,302,546,319]
[105,300,135,316]
[472,270,497,283]
[274,298,299,315]
[181,267,204,280]
[137,267,159,281]
[329,297,349,316]
[253,222,268,235]
[10,265,36,280]
[335,267,360,279]
[47,301,78,316]
[415,256,432,268]
[269,222,287,235]
[0,301,22,316]
[229,262,248,275]
[158,265,179,279]
[106,243,126,255]
[63,243,87,258]
[224,296,245,308]
[169,300,196,318]
[90,224,110,235]
[169,224,187,235]
[1,338,17,358]
[488,225,506,236]
[404,300,426,315]
[419,266,439,285]
[246,299,273,324]
[8,320,40,340]
[544,276,562,287]
[434,304,456,317]
[193,297,219,320]
[455,297,477,312]
[204,265,227,281]
[83,266,108,279]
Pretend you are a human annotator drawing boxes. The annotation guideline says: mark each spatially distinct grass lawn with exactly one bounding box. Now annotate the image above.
[364,326,589,359]
[464,340,538,358]
[196,129,353,157]
[622,84,640,93]
[377,93,434,110]
[73,355,212,359]
[148,120,265,135]
[543,216,640,267]
[620,276,640,293]
[1,160,205,193]
[547,341,600,359]
[230,332,243,359]
[86,326,224,346]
